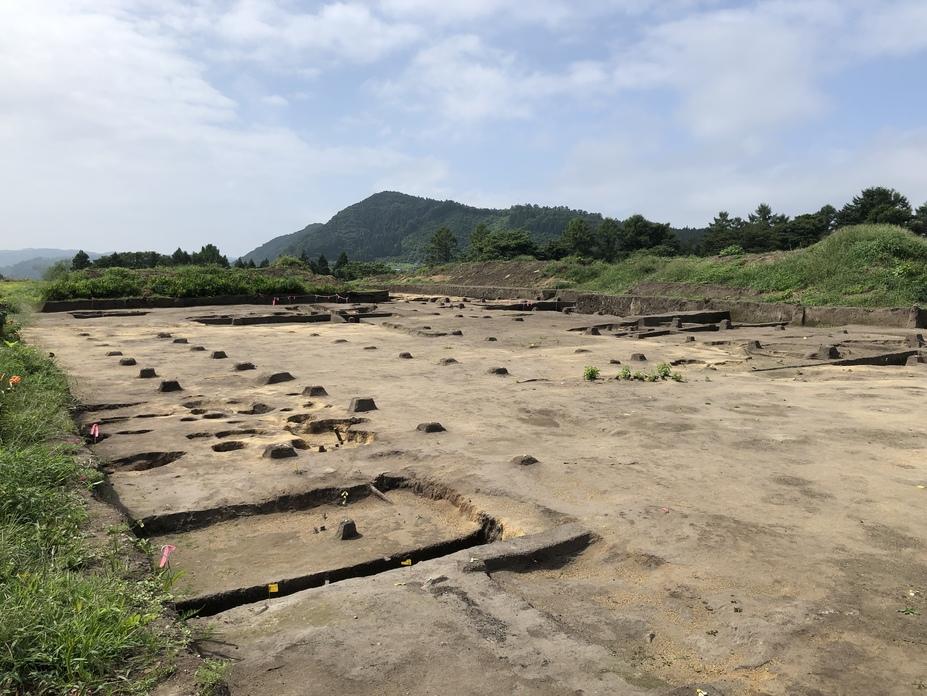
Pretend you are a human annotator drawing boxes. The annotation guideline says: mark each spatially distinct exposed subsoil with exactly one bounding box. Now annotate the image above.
[24,296,927,696]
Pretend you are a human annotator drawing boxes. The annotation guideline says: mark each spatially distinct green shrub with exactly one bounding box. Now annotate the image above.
[43,266,342,301]
[718,244,744,257]
[583,365,600,381]
[195,658,231,695]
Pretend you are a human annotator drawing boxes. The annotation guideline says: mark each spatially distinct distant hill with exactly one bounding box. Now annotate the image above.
[242,225,323,265]
[0,249,101,279]
[241,192,607,263]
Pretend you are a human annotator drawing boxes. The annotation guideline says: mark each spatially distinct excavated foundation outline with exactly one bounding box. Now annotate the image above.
[99,474,510,617]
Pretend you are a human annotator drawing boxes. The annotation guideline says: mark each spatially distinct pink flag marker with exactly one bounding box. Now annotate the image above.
[159,544,176,569]
[89,423,100,441]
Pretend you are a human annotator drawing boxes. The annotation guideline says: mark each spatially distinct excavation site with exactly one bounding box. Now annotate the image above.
[25,293,927,696]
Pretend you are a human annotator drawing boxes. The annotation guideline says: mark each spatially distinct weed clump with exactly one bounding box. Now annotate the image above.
[617,362,684,382]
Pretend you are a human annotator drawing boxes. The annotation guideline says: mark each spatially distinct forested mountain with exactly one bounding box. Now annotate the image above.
[241,225,323,266]
[241,192,607,263]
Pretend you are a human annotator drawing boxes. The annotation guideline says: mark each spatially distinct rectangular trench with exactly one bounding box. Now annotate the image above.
[115,474,505,618]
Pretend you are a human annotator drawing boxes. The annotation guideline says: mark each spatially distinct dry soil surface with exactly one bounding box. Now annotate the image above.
[25,295,927,696]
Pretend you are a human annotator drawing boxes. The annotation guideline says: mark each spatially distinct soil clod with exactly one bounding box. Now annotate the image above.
[263,371,295,384]
[349,397,377,413]
[263,443,297,459]
[337,519,359,540]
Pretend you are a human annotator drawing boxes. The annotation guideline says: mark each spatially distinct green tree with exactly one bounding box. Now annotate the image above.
[836,187,913,227]
[191,244,229,267]
[316,254,331,275]
[595,218,621,261]
[562,217,597,257]
[618,214,679,254]
[780,205,836,249]
[71,250,91,270]
[702,212,747,254]
[910,202,927,236]
[468,229,537,260]
[171,247,192,265]
[741,203,789,252]
[425,227,458,264]
[334,251,349,270]
[467,223,491,260]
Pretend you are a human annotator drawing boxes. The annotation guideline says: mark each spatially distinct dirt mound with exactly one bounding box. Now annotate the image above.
[405,261,562,288]
[630,282,764,300]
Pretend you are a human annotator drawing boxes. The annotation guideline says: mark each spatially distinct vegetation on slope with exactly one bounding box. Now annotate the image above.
[42,265,341,301]
[0,299,183,693]
[548,225,927,307]
[241,190,607,263]
[243,185,927,266]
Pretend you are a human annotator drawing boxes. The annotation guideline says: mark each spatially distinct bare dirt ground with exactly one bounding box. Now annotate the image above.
[25,296,927,696]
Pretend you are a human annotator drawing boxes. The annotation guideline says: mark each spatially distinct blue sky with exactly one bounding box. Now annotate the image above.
[2,0,927,256]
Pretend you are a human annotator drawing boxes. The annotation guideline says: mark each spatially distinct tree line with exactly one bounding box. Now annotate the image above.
[68,245,392,281]
[70,244,230,270]
[425,186,927,263]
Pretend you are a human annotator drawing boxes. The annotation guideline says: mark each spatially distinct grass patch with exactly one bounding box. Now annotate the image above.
[617,363,684,382]
[0,326,182,692]
[547,225,927,307]
[195,658,231,695]
[43,265,343,301]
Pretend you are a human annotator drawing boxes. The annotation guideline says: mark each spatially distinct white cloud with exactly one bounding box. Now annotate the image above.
[374,35,611,126]
[261,94,289,107]
[609,3,839,140]
[857,0,927,57]
[212,1,421,66]
[0,1,444,254]
[553,127,927,226]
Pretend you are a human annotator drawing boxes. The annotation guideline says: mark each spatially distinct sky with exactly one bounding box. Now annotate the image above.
[2,0,927,256]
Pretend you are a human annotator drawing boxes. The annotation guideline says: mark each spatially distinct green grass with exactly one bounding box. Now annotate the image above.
[547,225,927,307]
[0,328,182,692]
[195,658,231,695]
[43,265,343,301]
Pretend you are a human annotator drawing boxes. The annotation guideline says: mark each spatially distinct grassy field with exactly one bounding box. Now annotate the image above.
[547,225,927,307]
[395,225,927,308]
[43,265,342,301]
[0,298,186,693]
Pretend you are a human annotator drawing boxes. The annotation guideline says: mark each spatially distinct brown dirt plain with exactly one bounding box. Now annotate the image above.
[25,295,927,696]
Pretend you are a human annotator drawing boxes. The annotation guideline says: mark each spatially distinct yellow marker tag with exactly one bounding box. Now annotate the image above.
[268,583,279,593]
[400,559,412,566]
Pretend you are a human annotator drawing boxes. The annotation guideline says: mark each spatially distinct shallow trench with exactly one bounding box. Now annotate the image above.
[99,473,505,618]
